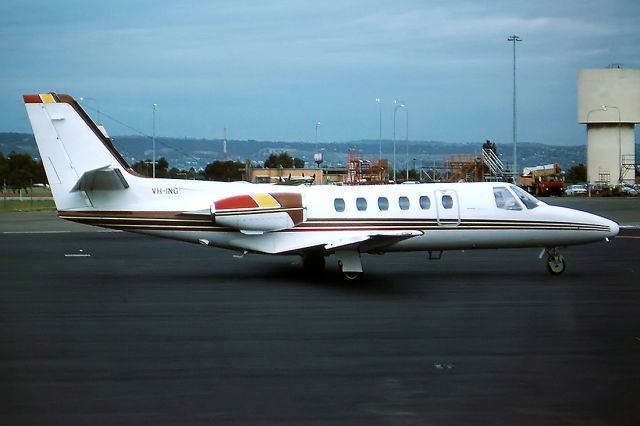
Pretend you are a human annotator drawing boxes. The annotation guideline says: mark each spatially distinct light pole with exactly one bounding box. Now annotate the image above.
[393,100,405,182]
[508,35,522,181]
[152,103,157,178]
[376,98,382,162]
[602,105,622,183]
[315,121,321,145]
[79,97,101,124]
[405,104,409,181]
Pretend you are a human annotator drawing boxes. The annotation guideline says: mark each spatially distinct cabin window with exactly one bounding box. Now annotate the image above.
[511,185,539,209]
[441,195,454,209]
[493,187,522,210]
[334,198,345,212]
[356,197,367,211]
[399,196,410,210]
[378,197,389,211]
[419,195,431,210]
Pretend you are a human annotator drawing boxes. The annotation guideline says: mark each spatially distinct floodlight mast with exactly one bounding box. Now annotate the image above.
[508,35,522,181]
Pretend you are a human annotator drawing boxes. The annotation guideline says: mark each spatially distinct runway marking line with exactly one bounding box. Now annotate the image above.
[65,249,91,257]
[617,236,640,239]
[3,230,72,234]
[2,230,121,234]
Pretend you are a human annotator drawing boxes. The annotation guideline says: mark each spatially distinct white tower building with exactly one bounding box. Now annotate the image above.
[577,68,639,184]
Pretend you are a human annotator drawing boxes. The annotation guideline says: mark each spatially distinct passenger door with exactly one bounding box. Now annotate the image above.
[435,189,460,226]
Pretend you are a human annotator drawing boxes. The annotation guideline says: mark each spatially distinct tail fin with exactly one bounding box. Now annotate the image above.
[23,93,133,210]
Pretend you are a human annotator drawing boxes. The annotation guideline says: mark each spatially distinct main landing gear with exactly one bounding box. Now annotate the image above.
[338,265,363,281]
[302,250,363,280]
[543,247,566,275]
[335,250,363,280]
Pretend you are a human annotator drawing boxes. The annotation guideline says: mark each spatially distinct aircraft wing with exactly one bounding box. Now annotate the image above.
[322,230,424,252]
[262,229,424,255]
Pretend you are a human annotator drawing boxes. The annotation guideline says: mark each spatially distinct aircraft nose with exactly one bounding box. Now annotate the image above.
[606,218,620,238]
[575,208,619,239]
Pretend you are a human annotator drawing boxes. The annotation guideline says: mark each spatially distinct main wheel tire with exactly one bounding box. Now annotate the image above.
[546,255,566,275]
[343,271,362,281]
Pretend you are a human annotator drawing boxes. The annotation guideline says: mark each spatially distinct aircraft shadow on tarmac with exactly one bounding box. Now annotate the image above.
[15,231,619,296]
[146,251,605,298]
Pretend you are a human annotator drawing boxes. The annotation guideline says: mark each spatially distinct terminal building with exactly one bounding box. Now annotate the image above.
[578,67,639,185]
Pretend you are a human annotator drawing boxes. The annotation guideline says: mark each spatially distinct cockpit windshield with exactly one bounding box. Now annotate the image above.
[510,185,539,209]
[493,187,522,210]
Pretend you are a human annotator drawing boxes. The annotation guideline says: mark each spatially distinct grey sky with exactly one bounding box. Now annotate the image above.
[2,0,639,145]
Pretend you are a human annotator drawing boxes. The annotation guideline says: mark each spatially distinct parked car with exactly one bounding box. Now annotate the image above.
[565,184,588,196]
[614,184,639,196]
[588,183,611,196]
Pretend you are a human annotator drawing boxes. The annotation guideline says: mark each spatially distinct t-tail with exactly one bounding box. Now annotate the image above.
[24,93,136,211]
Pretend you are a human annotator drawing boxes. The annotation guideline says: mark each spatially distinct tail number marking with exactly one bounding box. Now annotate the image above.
[152,187,179,195]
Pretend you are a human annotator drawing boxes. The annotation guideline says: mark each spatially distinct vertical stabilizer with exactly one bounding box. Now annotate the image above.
[23,93,132,210]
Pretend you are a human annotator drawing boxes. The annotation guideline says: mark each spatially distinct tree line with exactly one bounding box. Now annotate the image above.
[1,150,306,190]
[129,151,305,181]
[0,152,46,192]
[1,148,589,187]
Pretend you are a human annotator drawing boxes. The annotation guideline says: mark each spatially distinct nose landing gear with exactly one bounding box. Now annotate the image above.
[543,247,566,275]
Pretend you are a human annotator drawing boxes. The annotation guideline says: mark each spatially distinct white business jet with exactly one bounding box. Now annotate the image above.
[24,93,619,280]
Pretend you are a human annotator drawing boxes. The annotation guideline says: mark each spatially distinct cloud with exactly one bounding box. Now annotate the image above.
[1,0,639,144]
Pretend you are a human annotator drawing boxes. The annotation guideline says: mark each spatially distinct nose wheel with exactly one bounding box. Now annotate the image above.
[545,248,566,275]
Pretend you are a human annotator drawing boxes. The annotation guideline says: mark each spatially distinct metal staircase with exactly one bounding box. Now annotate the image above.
[482,148,506,181]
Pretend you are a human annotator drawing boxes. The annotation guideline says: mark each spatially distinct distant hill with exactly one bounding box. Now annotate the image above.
[3,131,634,173]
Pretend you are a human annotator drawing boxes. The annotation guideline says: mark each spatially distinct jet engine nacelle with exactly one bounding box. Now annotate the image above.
[212,192,305,233]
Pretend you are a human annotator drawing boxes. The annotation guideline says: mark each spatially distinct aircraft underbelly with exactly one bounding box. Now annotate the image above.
[384,228,608,251]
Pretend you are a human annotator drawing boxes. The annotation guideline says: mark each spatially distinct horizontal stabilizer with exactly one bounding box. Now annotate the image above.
[71,167,130,192]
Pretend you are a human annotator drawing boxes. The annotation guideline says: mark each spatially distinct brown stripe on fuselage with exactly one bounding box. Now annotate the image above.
[270,193,304,225]
[56,210,609,234]
[58,210,225,230]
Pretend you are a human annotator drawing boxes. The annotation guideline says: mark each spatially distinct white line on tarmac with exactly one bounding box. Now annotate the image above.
[3,230,72,234]
[618,236,640,239]
[2,230,122,234]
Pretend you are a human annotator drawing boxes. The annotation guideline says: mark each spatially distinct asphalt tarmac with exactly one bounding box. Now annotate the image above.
[1,199,639,425]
